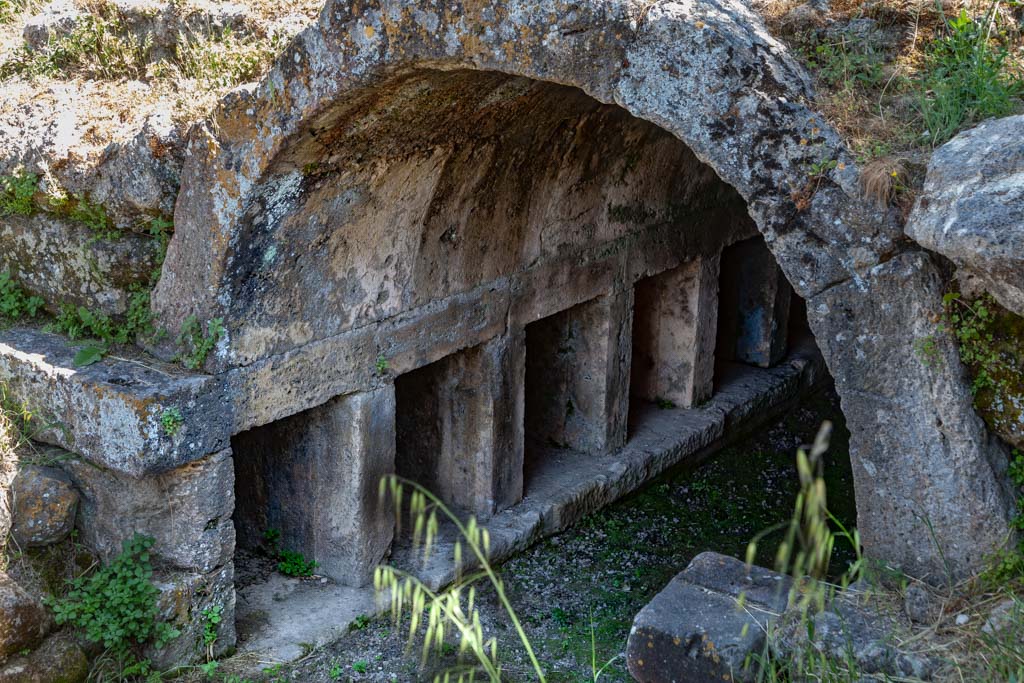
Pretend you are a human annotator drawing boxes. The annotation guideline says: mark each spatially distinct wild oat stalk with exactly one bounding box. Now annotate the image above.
[375,475,547,683]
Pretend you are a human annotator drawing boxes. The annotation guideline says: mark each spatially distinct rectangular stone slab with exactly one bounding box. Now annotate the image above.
[0,327,231,477]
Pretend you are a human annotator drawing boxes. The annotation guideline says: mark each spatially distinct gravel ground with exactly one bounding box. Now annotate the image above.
[207,387,854,683]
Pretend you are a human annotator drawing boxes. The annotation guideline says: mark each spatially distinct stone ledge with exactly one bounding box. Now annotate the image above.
[0,327,231,477]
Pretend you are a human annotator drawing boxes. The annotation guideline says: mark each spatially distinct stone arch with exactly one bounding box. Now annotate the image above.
[153,0,1015,581]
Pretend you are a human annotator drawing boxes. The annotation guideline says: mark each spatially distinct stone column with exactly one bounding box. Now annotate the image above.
[631,255,719,408]
[525,288,633,454]
[232,386,396,587]
[719,237,792,368]
[395,332,525,517]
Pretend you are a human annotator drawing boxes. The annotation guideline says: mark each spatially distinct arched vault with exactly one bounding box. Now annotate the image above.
[153,0,1016,582]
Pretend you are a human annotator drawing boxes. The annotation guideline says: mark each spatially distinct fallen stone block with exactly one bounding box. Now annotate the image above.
[626,552,790,683]
[10,465,78,548]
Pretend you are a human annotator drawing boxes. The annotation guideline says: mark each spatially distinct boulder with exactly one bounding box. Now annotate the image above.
[626,552,791,682]
[10,466,78,548]
[907,115,1024,317]
[0,573,51,660]
[0,632,87,683]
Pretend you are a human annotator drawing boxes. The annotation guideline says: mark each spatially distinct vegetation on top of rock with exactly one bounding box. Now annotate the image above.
[765,0,1023,211]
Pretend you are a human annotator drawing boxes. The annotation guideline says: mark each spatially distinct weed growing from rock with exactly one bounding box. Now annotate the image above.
[0,169,37,216]
[160,407,183,436]
[175,315,224,370]
[277,549,318,577]
[0,271,44,322]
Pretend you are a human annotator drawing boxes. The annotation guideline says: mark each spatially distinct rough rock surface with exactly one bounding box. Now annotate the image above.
[146,0,1014,580]
[61,450,234,573]
[907,115,1024,317]
[772,589,938,680]
[812,251,1016,581]
[0,631,87,683]
[0,573,51,660]
[10,465,78,548]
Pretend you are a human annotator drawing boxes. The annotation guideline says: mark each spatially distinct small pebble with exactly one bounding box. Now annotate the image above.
[955,613,969,625]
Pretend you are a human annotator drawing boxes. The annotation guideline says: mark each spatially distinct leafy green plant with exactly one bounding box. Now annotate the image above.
[349,614,371,631]
[375,354,389,375]
[160,407,183,436]
[654,397,676,410]
[942,292,1013,395]
[352,660,368,674]
[201,604,223,661]
[175,316,224,370]
[0,271,44,322]
[48,534,179,657]
[805,33,884,90]
[277,549,318,577]
[917,6,1024,146]
[0,170,38,216]
[329,660,343,680]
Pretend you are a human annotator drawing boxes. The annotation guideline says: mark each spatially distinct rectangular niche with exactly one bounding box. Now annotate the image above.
[231,388,396,588]
[522,292,632,486]
[630,256,719,415]
[394,337,524,518]
[717,236,792,370]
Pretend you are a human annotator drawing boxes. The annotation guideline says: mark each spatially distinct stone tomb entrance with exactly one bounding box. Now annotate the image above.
[200,70,824,655]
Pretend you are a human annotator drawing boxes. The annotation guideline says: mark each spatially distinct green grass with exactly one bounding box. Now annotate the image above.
[917,7,1024,146]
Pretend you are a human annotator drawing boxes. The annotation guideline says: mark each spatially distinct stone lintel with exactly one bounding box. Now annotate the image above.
[0,327,230,477]
[631,255,719,408]
[232,386,396,587]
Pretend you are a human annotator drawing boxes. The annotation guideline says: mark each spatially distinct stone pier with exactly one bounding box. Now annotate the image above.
[631,256,720,408]
[524,289,634,457]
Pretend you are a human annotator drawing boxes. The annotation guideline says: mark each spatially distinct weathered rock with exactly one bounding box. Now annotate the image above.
[0,213,159,316]
[626,552,791,682]
[772,591,938,680]
[907,115,1024,318]
[903,583,939,625]
[0,631,87,683]
[0,327,230,477]
[10,465,78,548]
[981,598,1023,640]
[61,449,234,573]
[808,250,1017,582]
[21,0,83,50]
[140,0,1013,581]
[145,563,235,669]
[0,573,51,659]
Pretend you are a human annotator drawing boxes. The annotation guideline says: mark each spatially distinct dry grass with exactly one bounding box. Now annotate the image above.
[0,0,323,153]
